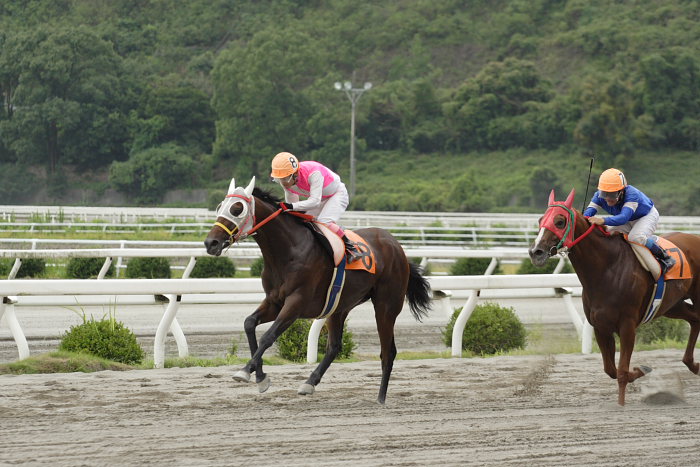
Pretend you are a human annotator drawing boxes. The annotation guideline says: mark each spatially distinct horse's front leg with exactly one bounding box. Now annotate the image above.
[616,319,650,406]
[233,300,278,388]
[235,295,304,393]
[594,327,617,380]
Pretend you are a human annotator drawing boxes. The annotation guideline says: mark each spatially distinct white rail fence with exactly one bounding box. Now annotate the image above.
[0,274,590,368]
[0,247,590,365]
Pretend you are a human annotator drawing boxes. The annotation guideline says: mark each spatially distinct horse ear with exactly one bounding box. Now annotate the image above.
[548,189,555,206]
[244,176,256,196]
[564,188,576,208]
[227,178,236,194]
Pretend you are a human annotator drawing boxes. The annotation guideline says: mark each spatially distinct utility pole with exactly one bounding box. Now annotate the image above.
[334,80,372,198]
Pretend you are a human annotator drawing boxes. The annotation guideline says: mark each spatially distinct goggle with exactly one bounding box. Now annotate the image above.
[600,190,621,201]
[272,174,295,184]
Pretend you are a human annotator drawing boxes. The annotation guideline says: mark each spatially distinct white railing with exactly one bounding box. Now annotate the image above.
[0,273,591,367]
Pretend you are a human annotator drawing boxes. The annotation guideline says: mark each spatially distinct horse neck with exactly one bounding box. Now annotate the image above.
[567,216,629,287]
[251,201,310,262]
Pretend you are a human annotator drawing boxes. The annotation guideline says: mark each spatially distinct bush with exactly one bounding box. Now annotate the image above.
[65,257,115,279]
[249,257,264,277]
[125,257,171,278]
[0,258,46,278]
[59,313,145,364]
[636,317,689,344]
[190,256,236,278]
[442,302,527,355]
[516,257,572,274]
[277,319,356,362]
[450,257,502,275]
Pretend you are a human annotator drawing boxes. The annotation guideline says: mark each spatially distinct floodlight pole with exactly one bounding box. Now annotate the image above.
[334,81,372,198]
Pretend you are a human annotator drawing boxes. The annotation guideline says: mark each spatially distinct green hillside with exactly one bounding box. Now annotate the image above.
[1,0,699,214]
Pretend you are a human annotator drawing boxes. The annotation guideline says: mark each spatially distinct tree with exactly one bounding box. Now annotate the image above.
[109,144,199,204]
[1,26,132,173]
[211,27,322,176]
[444,58,553,151]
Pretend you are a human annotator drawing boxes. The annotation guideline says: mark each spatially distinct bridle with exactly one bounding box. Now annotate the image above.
[543,203,607,256]
[213,194,313,248]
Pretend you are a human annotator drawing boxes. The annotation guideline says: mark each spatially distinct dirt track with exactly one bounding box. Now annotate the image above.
[1,349,699,466]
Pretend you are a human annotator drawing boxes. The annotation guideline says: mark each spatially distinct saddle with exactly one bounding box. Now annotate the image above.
[304,221,376,273]
[626,236,691,282]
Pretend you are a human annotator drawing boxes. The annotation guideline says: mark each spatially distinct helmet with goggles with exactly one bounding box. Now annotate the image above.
[597,168,627,201]
[270,152,299,179]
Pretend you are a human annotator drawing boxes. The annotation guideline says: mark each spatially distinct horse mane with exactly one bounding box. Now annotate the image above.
[252,187,281,205]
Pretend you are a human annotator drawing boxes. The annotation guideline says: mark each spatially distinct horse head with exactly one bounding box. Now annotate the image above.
[529,188,579,266]
[204,176,256,256]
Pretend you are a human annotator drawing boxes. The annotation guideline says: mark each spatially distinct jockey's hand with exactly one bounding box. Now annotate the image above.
[589,216,605,226]
[279,202,294,211]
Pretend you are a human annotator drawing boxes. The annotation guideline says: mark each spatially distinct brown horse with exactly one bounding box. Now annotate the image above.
[203,177,431,404]
[529,189,700,405]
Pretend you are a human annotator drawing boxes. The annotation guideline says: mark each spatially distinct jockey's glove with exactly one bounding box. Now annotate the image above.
[279,202,294,211]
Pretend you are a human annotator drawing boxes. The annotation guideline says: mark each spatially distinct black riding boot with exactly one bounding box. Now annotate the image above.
[342,235,361,262]
[648,242,676,274]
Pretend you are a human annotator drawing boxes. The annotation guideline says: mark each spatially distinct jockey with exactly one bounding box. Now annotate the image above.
[583,168,676,273]
[270,152,361,262]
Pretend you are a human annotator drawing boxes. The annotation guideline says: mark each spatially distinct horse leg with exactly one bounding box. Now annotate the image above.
[298,311,349,396]
[664,301,700,374]
[371,294,402,405]
[594,327,618,379]
[237,295,306,392]
[233,300,279,389]
[616,319,649,406]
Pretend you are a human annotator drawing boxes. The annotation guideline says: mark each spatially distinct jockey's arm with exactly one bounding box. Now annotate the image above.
[284,190,300,204]
[290,171,324,211]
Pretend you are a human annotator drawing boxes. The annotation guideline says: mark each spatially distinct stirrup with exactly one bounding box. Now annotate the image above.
[659,256,675,274]
[345,245,361,263]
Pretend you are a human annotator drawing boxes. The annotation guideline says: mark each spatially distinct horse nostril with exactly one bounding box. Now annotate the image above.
[204,239,218,250]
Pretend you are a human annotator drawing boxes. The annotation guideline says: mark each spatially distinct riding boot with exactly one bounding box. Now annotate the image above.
[648,241,676,274]
[342,235,361,263]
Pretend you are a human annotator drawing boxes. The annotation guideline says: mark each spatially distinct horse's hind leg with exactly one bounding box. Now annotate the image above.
[298,311,350,396]
[664,301,700,374]
[372,294,402,405]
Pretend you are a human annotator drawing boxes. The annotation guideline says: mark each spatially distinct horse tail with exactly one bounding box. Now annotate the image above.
[406,262,432,322]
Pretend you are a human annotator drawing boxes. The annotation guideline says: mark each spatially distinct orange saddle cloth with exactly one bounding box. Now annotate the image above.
[657,237,692,280]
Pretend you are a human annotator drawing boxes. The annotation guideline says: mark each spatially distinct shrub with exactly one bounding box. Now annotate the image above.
[126,257,171,278]
[2,258,47,278]
[450,257,502,275]
[277,319,356,362]
[636,317,689,344]
[65,257,115,279]
[516,257,572,274]
[190,256,236,278]
[59,313,145,364]
[249,257,264,277]
[442,302,527,355]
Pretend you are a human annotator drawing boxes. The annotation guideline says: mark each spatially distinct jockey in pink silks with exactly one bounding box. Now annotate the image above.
[270,151,361,262]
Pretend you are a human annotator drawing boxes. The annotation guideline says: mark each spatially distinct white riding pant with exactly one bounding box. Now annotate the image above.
[607,206,659,245]
[305,182,350,225]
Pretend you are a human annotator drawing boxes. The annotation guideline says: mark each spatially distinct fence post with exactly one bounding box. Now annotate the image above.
[451,257,499,357]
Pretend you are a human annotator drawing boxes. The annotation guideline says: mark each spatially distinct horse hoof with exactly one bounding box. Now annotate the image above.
[232,369,251,383]
[257,375,271,393]
[298,383,315,395]
[638,365,653,376]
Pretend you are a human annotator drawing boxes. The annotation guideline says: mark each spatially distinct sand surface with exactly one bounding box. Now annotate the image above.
[1,348,699,466]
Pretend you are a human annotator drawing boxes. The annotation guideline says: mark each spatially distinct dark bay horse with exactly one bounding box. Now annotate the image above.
[529,189,700,405]
[203,177,431,404]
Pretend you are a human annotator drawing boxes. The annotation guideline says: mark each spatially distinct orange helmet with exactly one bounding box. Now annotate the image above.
[597,168,627,192]
[270,152,299,178]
